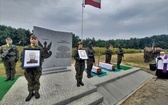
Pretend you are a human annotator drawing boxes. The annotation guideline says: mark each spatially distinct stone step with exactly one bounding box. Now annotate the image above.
[84,67,141,87]
[67,92,103,105]
[42,68,71,75]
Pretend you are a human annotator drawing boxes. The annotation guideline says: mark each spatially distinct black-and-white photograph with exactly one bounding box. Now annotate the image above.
[78,50,88,59]
[23,49,41,68]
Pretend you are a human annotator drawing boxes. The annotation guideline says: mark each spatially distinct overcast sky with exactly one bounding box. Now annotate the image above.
[0,0,168,40]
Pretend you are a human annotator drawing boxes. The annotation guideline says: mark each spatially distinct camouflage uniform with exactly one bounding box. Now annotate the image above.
[21,45,44,93]
[86,44,95,78]
[105,46,112,64]
[20,35,45,101]
[0,44,19,80]
[74,47,85,87]
[117,45,124,69]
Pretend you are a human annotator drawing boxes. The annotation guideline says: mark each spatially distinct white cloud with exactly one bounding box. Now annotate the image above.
[0,0,167,40]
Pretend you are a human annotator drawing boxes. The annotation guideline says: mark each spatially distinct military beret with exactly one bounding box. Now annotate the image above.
[30,34,37,39]
[6,37,12,40]
[77,41,82,45]
[106,44,110,48]
[119,44,122,47]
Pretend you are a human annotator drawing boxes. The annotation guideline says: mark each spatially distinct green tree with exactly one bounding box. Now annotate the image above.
[72,34,80,48]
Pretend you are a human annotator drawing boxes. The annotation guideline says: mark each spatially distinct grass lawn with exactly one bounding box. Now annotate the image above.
[113,64,132,70]
[0,75,20,101]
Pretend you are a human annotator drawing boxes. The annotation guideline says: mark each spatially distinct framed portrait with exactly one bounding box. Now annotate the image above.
[78,50,88,59]
[22,49,41,68]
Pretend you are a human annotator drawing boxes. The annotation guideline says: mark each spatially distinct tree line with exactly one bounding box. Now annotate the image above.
[0,25,31,46]
[73,34,168,49]
[1,25,168,49]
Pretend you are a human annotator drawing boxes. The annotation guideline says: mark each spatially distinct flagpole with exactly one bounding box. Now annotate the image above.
[81,0,84,41]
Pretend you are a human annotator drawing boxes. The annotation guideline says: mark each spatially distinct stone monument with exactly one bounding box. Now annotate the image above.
[33,26,72,74]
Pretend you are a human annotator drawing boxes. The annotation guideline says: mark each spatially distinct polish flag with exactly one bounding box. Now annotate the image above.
[85,0,101,9]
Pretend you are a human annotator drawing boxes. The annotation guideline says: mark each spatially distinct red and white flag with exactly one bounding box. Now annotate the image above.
[85,0,101,9]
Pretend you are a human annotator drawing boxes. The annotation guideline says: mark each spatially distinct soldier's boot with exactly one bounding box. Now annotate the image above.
[87,70,92,78]
[77,80,80,87]
[90,74,93,77]
[11,75,15,81]
[87,70,90,78]
[117,64,121,69]
[4,76,11,82]
[25,92,34,101]
[87,74,91,78]
[89,72,93,77]
[35,91,40,99]
[79,80,84,86]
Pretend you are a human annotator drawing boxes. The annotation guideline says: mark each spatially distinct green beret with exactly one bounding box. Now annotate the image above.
[30,35,37,39]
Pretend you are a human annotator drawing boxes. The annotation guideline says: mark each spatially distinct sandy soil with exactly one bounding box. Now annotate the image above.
[122,70,168,105]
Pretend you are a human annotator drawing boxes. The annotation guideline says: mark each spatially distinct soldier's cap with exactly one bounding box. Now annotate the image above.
[30,35,37,39]
[6,37,12,40]
[106,44,110,48]
[77,41,82,45]
[119,44,122,47]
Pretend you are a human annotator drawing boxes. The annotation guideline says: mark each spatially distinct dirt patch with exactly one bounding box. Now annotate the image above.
[122,76,168,105]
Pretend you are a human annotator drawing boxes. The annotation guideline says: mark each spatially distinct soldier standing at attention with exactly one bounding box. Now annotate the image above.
[105,45,113,64]
[86,41,95,78]
[20,35,44,101]
[117,45,124,69]
[0,37,19,81]
[74,42,85,87]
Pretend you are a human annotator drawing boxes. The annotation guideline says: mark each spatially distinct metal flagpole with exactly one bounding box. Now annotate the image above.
[81,0,85,41]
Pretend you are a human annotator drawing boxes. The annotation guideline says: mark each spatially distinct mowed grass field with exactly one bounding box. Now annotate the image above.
[0,53,153,77]
[0,61,24,77]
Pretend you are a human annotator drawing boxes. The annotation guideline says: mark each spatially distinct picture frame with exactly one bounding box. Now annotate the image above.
[78,50,88,59]
[22,48,41,68]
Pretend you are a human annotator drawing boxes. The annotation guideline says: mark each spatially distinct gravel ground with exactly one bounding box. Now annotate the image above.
[122,72,168,105]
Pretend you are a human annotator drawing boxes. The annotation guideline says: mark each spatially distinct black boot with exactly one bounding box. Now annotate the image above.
[35,91,40,99]
[25,92,34,101]
[11,76,15,81]
[4,77,11,81]
[87,75,91,78]
[77,80,80,87]
[87,70,91,78]
[117,64,121,69]
[79,80,84,86]
[90,75,93,77]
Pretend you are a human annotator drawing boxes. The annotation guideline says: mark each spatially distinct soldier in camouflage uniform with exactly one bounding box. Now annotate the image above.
[20,35,44,101]
[0,37,19,81]
[86,41,95,78]
[105,45,113,64]
[117,45,124,69]
[74,42,85,87]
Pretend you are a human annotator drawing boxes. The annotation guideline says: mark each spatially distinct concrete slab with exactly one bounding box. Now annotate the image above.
[111,80,132,96]
[97,86,118,105]
[103,83,126,101]
[97,70,154,105]
[1,70,96,105]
